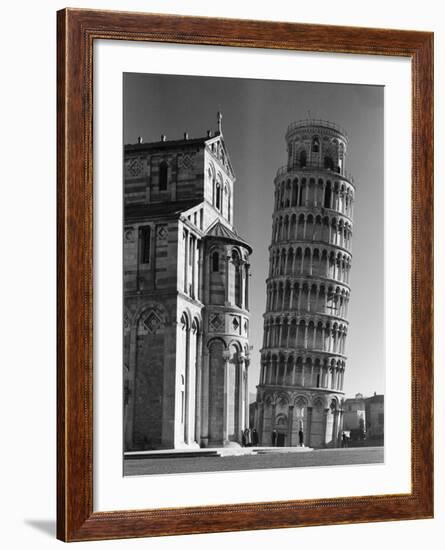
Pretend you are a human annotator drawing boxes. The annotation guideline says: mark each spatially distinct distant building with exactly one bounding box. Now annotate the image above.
[343,392,384,445]
[343,393,366,439]
[365,393,384,441]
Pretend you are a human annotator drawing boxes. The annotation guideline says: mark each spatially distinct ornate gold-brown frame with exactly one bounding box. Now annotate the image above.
[57,8,434,542]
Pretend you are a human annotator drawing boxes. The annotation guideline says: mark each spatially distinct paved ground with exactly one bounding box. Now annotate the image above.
[124,446,384,476]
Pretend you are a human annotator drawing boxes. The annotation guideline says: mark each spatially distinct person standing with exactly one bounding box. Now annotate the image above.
[271,429,277,447]
[298,428,304,447]
[252,428,258,446]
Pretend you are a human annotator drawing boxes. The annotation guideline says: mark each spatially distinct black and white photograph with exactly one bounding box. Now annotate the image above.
[122,73,385,476]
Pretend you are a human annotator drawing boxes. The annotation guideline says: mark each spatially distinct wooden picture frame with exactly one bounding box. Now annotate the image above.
[57,8,434,542]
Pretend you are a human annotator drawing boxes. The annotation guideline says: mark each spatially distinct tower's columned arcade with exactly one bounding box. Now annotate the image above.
[255,119,355,448]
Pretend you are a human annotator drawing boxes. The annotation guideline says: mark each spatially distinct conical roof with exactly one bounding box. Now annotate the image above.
[205,220,252,253]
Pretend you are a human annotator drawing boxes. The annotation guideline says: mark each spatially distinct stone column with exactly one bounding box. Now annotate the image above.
[271,402,277,441]
[338,409,344,442]
[322,408,329,447]
[287,404,294,446]
[194,333,202,445]
[258,401,265,445]
[125,323,138,450]
[238,356,245,440]
[184,326,191,445]
[191,236,196,299]
[306,406,313,447]
[184,230,189,293]
[200,347,210,447]
[332,408,339,447]
[289,286,294,309]
[245,264,250,310]
[198,242,204,302]
[225,255,231,304]
[240,261,246,310]
[222,351,231,445]
[244,360,250,430]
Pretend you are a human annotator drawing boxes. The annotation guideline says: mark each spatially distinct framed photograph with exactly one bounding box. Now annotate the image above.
[57,8,434,542]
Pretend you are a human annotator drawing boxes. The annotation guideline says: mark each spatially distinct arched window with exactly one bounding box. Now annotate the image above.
[228,190,231,222]
[215,183,222,211]
[232,250,242,308]
[299,149,307,168]
[179,313,189,430]
[139,226,151,264]
[298,180,304,206]
[324,156,334,170]
[212,251,219,272]
[225,184,231,222]
[159,161,168,190]
[312,137,320,153]
[324,181,332,208]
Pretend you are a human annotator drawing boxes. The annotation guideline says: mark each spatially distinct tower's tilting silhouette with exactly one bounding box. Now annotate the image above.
[256,119,355,448]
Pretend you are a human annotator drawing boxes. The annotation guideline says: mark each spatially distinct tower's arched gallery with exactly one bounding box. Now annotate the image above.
[123,115,252,451]
[255,120,355,448]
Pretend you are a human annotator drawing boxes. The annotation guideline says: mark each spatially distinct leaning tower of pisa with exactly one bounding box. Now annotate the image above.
[255,119,355,448]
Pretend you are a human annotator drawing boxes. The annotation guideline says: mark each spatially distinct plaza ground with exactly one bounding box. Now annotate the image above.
[124,446,384,476]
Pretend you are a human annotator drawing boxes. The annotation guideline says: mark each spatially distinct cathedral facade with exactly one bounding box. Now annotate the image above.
[123,115,252,451]
[255,119,355,448]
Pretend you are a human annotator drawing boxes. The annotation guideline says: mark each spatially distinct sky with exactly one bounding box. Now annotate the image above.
[123,73,384,400]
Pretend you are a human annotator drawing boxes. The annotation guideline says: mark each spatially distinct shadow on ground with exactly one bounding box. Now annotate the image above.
[24,519,56,538]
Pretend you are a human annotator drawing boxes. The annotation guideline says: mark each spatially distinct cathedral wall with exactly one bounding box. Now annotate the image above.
[123,215,181,450]
[124,219,179,292]
[124,130,252,452]
[174,148,205,201]
[125,142,207,207]
[124,155,148,204]
[133,318,166,448]
[208,246,226,305]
